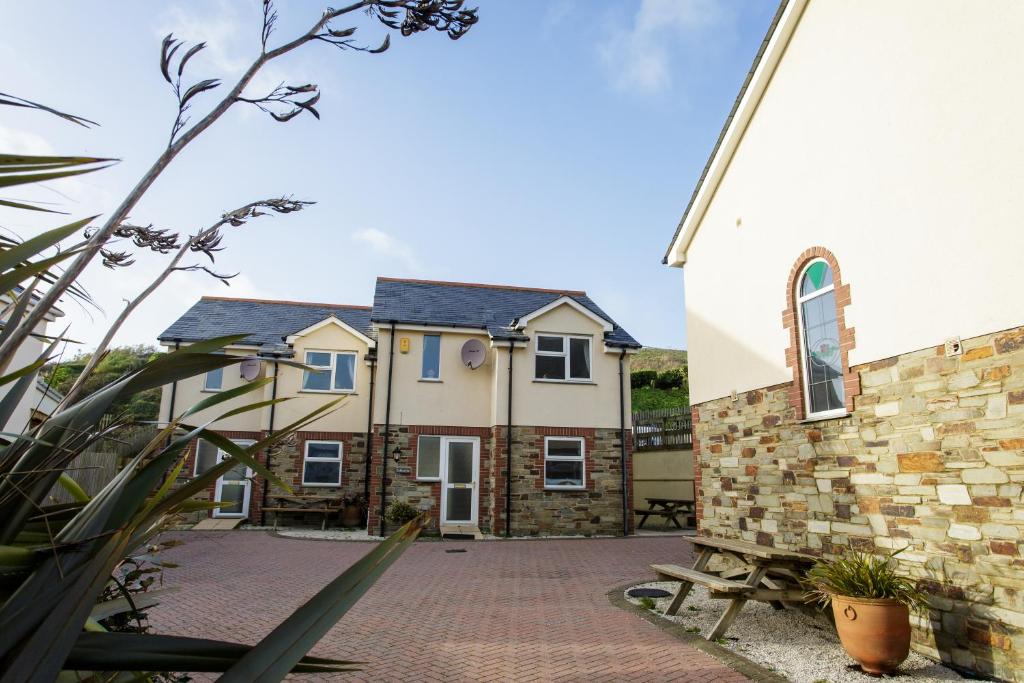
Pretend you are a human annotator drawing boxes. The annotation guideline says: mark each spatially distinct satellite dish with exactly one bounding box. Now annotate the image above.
[460,339,486,369]
[239,357,262,381]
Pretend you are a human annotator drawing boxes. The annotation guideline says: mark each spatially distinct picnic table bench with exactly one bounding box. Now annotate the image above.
[635,497,695,529]
[264,494,343,530]
[650,536,816,640]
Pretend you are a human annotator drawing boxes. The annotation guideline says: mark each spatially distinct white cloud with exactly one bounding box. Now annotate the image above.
[156,1,251,77]
[351,228,422,274]
[599,0,728,94]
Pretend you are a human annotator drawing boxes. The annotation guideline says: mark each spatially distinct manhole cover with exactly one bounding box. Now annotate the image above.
[445,548,467,554]
[628,588,671,599]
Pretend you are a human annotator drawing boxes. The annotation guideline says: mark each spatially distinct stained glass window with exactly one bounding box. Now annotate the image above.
[798,260,844,415]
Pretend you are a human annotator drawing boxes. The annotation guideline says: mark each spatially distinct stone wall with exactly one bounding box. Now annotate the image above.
[693,326,1024,682]
[366,424,633,537]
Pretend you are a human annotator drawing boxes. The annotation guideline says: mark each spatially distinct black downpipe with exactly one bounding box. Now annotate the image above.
[505,342,514,538]
[166,340,181,423]
[619,348,629,536]
[363,355,377,502]
[378,322,397,536]
[259,358,279,527]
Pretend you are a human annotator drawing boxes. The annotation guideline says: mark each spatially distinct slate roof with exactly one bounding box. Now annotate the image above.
[158,297,373,352]
[371,278,640,348]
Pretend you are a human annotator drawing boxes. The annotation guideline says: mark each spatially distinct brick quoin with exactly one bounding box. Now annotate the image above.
[781,246,860,419]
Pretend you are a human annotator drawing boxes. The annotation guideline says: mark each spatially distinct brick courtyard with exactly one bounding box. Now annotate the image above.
[149,532,751,682]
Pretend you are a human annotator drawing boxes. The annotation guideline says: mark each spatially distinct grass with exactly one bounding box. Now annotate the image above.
[638,596,656,610]
[632,347,687,372]
[632,386,689,410]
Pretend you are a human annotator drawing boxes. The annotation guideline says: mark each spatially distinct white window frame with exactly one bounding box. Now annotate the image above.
[301,350,358,393]
[795,258,847,420]
[193,438,221,476]
[534,334,592,383]
[301,440,343,487]
[420,334,442,381]
[203,365,224,392]
[543,436,586,490]
[416,435,442,481]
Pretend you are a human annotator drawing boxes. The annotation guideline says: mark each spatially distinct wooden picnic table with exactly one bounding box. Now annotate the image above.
[264,494,343,530]
[650,536,816,640]
[635,497,695,529]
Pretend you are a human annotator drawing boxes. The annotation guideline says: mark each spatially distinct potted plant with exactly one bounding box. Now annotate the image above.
[385,501,420,527]
[340,493,367,528]
[805,548,928,675]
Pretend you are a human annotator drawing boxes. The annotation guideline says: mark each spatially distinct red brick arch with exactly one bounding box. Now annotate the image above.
[781,247,858,420]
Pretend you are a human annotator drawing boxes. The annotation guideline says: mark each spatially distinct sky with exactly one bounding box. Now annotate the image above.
[0,0,777,353]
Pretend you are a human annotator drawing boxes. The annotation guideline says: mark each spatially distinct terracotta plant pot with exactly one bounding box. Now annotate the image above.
[831,595,911,675]
[341,504,363,528]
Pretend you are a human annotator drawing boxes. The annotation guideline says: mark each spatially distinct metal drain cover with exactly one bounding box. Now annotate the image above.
[445,548,467,554]
[627,588,671,598]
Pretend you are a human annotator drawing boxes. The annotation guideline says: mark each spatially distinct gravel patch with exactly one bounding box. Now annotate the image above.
[625,581,965,683]
[242,526,385,541]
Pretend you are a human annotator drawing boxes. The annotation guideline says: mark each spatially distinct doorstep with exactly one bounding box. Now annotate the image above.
[439,524,483,539]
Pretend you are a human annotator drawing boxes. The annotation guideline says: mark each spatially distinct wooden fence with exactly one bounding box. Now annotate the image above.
[632,406,692,451]
[46,425,159,505]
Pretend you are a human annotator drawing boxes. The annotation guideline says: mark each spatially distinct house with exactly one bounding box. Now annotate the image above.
[664,1,1024,679]
[0,291,65,436]
[157,277,640,537]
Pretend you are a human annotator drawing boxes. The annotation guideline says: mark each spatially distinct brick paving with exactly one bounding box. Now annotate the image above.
[149,532,751,682]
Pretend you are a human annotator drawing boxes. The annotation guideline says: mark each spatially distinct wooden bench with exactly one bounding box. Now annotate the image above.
[649,536,816,640]
[265,494,343,530]
[636,498,695,530]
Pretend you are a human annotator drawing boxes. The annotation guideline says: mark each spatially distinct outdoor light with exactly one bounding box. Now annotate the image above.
[392,445,402,462]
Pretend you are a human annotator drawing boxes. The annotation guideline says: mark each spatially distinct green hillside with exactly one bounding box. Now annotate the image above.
[631,347,689,411]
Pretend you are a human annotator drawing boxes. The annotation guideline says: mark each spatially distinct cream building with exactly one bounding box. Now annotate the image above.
[665,1,1024,679]
[158,277,640,537]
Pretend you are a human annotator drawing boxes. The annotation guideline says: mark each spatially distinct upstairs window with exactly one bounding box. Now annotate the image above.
[302,350,357,392]
[797,259,845,417]
[203,366,223,391]
[421,334,441,380]
[302,441,342,486]
[535,335,591,381]
[544,437,585,489]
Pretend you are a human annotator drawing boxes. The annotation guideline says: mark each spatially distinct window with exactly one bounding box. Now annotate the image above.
[204,366,223,391]
[797,259,845,417]
[535,335,591,381]
[421,334,441,380]
[302,350,357,392]
[194,438,220,475]
[544,437,585,489]
[302,441,342,486]
[417,435,441,480]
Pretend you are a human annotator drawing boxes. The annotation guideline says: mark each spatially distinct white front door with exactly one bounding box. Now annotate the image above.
[440,438,479,525]
[212,440,254,518]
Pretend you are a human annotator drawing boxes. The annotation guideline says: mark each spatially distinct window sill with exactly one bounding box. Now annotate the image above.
[415,478,441,483]
[300,482,342,488]
[418,378,443,383]
[799,411,850,424]
[298,390,357,396]
[544,486,586,492]
[532,379,596,385]
[200,388,222,394]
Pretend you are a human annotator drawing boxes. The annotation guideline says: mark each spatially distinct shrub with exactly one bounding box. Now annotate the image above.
[804,549,929,611]
[654,368,686,390]
[385,501,420,525]
[630,370,657,389]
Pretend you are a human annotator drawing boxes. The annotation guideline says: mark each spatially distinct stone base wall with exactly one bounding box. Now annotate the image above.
[366,424,633,537]
[693,326,1024,682]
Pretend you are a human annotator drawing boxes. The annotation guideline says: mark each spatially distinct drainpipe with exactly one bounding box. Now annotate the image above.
[378,322,396,536]
[259,357,279,527]
[505,342,514,538]
[619,348,629,536]
[363,354,377,502]
[166,340,181,423]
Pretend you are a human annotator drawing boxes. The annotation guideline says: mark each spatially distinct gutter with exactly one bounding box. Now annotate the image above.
[505,341,514,537]
[378,321,396,536]
[259,357,279,527]
[363,354,377,502]
[619,348,629,536]
[166,340,181,422]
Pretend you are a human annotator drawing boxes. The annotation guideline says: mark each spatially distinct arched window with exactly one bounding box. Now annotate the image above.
[797,259,845,417]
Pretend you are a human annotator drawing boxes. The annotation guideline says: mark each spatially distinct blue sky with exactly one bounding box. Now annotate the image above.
[1,0,776,352]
